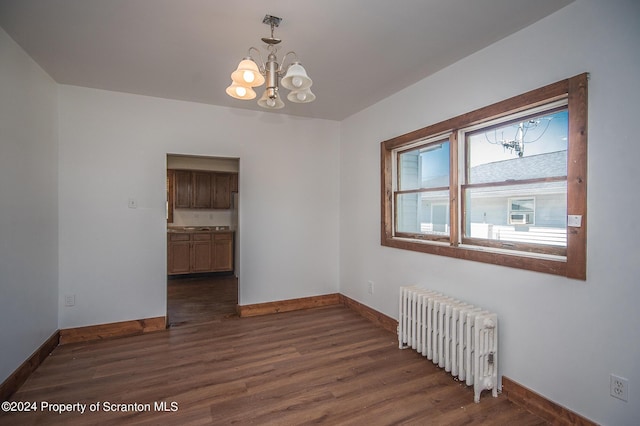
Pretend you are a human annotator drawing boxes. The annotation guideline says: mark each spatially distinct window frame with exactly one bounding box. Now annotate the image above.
[380,73,588,279]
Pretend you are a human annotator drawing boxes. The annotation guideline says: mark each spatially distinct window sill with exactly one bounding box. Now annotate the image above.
[383,235,570,277]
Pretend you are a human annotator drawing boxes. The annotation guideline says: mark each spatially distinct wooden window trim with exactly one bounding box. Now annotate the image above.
[381,73,588,279]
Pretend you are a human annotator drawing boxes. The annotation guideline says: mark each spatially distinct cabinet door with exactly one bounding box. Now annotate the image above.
[212,232,234,271]
[174,170,192,208]
[212,173,231,209]
[230,173,239,193]
[192,172,212,208]
[168,240,191,274]
[192,234,212,272]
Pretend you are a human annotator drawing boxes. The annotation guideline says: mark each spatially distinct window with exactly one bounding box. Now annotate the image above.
[381,74,588,279]
[396,139,450,240]
[508,198,535,226]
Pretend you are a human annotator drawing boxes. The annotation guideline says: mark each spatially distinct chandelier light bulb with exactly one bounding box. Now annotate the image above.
[243,70,255,84]
[236,86,247,97]
[287,87,315,104]
[292,77,303,88]
[267,98,276,107]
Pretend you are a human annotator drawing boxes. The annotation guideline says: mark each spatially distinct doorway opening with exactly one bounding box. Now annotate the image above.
[167,274,238,327]
[166,154,240,327]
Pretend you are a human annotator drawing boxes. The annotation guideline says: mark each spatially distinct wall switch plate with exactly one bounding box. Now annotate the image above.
[128,198,137,209]
[64,294,76,307]
[610,374,629,402]
[367,280,374,295]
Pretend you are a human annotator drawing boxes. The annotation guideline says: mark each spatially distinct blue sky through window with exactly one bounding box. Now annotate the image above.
[468,109,568,168]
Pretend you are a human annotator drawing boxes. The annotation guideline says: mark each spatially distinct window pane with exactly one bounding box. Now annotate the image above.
[399,141,449,190]
[464,182,567,247]
[511,198,534,211]
[397,190,450,235]
[467,110,568,184]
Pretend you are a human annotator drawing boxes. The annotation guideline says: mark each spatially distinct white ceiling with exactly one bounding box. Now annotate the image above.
[0,0,573,121]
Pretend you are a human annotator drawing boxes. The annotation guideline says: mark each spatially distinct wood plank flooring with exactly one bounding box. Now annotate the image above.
[167,274,238,327]
[1,303,547,425]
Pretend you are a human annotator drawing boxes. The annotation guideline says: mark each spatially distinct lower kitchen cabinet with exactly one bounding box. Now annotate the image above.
[168,231,234,275]
[212,232,233,271]
[191,233,213,272]
[167,234,191,274]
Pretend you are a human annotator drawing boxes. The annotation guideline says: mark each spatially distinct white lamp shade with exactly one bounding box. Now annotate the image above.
[257,90,285,109]
[281,63,312,90]
[231,59,265,87]
[287,87,316,103]
[226,82,256,100]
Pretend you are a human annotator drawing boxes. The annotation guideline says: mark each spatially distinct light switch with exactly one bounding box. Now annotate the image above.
[567,215,582,227]
[128,198,137,209]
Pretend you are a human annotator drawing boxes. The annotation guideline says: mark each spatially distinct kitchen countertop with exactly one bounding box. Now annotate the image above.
[167,226,234,233]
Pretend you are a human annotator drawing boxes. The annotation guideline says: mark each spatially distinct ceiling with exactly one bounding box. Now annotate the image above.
[0,0,573,121]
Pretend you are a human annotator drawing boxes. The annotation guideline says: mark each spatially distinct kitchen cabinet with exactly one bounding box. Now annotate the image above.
[174,170,192,208]
[168,231,234,275]
[212,232,233,271]
[230,173,238,193]
[170,170,237,210]
[192,172,212,208]
[212,173,231,209]
[191,233,213,272]
[167,233,191,274]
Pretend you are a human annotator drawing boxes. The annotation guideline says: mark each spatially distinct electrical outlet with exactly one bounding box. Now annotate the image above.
[367,280,374,295]
[610,374,629,402]
[64,294,76,307]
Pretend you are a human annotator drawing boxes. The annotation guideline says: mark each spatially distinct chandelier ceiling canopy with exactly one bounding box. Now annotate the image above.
[226,15,315,110]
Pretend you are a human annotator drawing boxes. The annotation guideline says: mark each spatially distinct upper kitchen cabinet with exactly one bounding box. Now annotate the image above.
[170,170,237,210]
[192,171,212,208]
[212,173,231,209]
[174,170,192,209]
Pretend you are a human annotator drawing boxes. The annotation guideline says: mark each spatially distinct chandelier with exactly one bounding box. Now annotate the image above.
[225,15,315,109]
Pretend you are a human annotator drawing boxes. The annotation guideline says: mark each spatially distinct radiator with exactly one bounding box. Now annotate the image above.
[398,285,498,403]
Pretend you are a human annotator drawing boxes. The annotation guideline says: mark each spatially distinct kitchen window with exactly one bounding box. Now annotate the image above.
[381,73,588,279]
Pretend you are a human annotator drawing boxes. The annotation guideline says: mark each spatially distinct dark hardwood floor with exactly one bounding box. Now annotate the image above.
[2,296,547,425]
[167,274,239,327]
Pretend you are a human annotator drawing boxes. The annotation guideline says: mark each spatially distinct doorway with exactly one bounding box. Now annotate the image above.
[166,154,240,327]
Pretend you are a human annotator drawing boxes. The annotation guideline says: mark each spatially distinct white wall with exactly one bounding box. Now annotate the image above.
[0,28,59,384]
[339,0,640,424]
[58,86,340,328]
